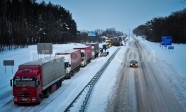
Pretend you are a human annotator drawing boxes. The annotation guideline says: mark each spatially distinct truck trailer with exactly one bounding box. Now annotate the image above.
[55,49,81,78]
[86,43,100,59]
[10,57,66,104]
[74,45,92,67]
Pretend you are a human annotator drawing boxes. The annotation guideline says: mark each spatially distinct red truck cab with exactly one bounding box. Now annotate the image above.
[74,45,92,67]
[11,65,42,104]
[11,57,65,105]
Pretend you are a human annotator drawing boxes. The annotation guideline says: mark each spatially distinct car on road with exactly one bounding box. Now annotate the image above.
[129,60,138,68]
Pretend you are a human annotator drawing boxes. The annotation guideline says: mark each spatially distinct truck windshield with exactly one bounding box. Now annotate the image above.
[81,52,85,57]
[13,77,36,87]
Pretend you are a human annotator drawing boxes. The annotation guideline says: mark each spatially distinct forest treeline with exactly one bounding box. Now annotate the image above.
[0,0,77,52]
[133,8,186,43]
[0,0,124,52]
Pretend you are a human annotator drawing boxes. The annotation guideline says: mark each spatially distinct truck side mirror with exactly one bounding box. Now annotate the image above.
[37,81,40,87]
[36,79,40,87]
[10,79,12,87]
[65,62,71,68]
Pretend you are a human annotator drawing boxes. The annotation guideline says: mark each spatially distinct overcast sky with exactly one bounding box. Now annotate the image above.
[36,0,185,33]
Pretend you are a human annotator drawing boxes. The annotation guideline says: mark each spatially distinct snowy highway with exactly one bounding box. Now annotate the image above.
[0,39,186,112]
[107,40,185,112]
[0,43,121,112]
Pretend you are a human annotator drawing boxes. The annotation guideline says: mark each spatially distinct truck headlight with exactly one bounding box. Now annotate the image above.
[14,97,18,101]
[32,97,37,101]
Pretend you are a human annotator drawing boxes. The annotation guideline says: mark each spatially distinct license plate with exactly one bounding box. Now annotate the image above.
[22,98,28,102]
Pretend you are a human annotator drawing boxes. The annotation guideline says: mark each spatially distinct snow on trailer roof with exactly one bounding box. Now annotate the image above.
[73,45,91,49]
[20,57,63,66]
[74,46,90,49]
[86,43,98,45]
[56,49,78,54]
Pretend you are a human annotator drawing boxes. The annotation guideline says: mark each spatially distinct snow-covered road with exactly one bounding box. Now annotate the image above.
[0,43,122,112]
[106,40,184,112]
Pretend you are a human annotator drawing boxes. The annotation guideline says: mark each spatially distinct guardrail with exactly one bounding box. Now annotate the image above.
[64,48,120,112]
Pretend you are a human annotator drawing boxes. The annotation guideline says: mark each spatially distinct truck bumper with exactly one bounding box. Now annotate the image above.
[14,97,39,104]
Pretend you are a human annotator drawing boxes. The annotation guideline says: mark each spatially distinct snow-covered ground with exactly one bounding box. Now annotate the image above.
[137,37,186,77]
[85,46,127,112]
[136,37,186,110]
[0,43,86,93]
[0,37,186,111]
[0,42,124,112]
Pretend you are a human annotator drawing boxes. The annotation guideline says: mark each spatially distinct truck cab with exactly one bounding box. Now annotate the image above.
[55,53,72,78]
[64,61,71,77]
[56,50,81,79]
[80,50,87,66]
[86,43,100,59]
[11,57,65,105]
[10,66,42,104]
[63,55,72,78]
[74,46,92,67]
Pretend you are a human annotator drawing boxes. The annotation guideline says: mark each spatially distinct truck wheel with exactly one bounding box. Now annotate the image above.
[65,74,71,79]
[95,54,98,58]
[43,89,50,98]
[39,94,43,99]
[57,80,62,88]
[71,71,74,76]
[68,73,71,79]
[37,98,41,105]
[14,102,18,105]
[76,67,79,72]
[37,101,41,105]
[45,92,49,98]
[77,66,80,71]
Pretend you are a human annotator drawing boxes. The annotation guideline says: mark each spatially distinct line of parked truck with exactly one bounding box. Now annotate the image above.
[10,43,101,104]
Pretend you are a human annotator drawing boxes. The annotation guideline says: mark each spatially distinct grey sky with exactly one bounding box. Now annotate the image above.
[36,0,185,33]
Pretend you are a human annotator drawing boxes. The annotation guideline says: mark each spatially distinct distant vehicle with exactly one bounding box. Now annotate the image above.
[55,49,81,79]
[74,46,92,67]
[112,37,122,46]
[86,43,100,59]
[102,44,108,51]
[99,44,109,57]
[10,57,66,104]
[106,39,112,47]
[129,60,138,68]
[100,51,109,57]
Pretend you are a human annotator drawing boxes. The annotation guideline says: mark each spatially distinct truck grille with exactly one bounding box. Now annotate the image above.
[18,91,30,97]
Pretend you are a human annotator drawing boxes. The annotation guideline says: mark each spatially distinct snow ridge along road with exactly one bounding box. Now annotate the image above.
[65,48,120,112]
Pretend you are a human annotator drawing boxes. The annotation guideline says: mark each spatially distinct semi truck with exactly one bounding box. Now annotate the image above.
[86,43,100,59]
[112,37,123,46]
[106,39,112,47]
[10,57,66,104]
[55,49,81,79]
[74,45,92,67]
